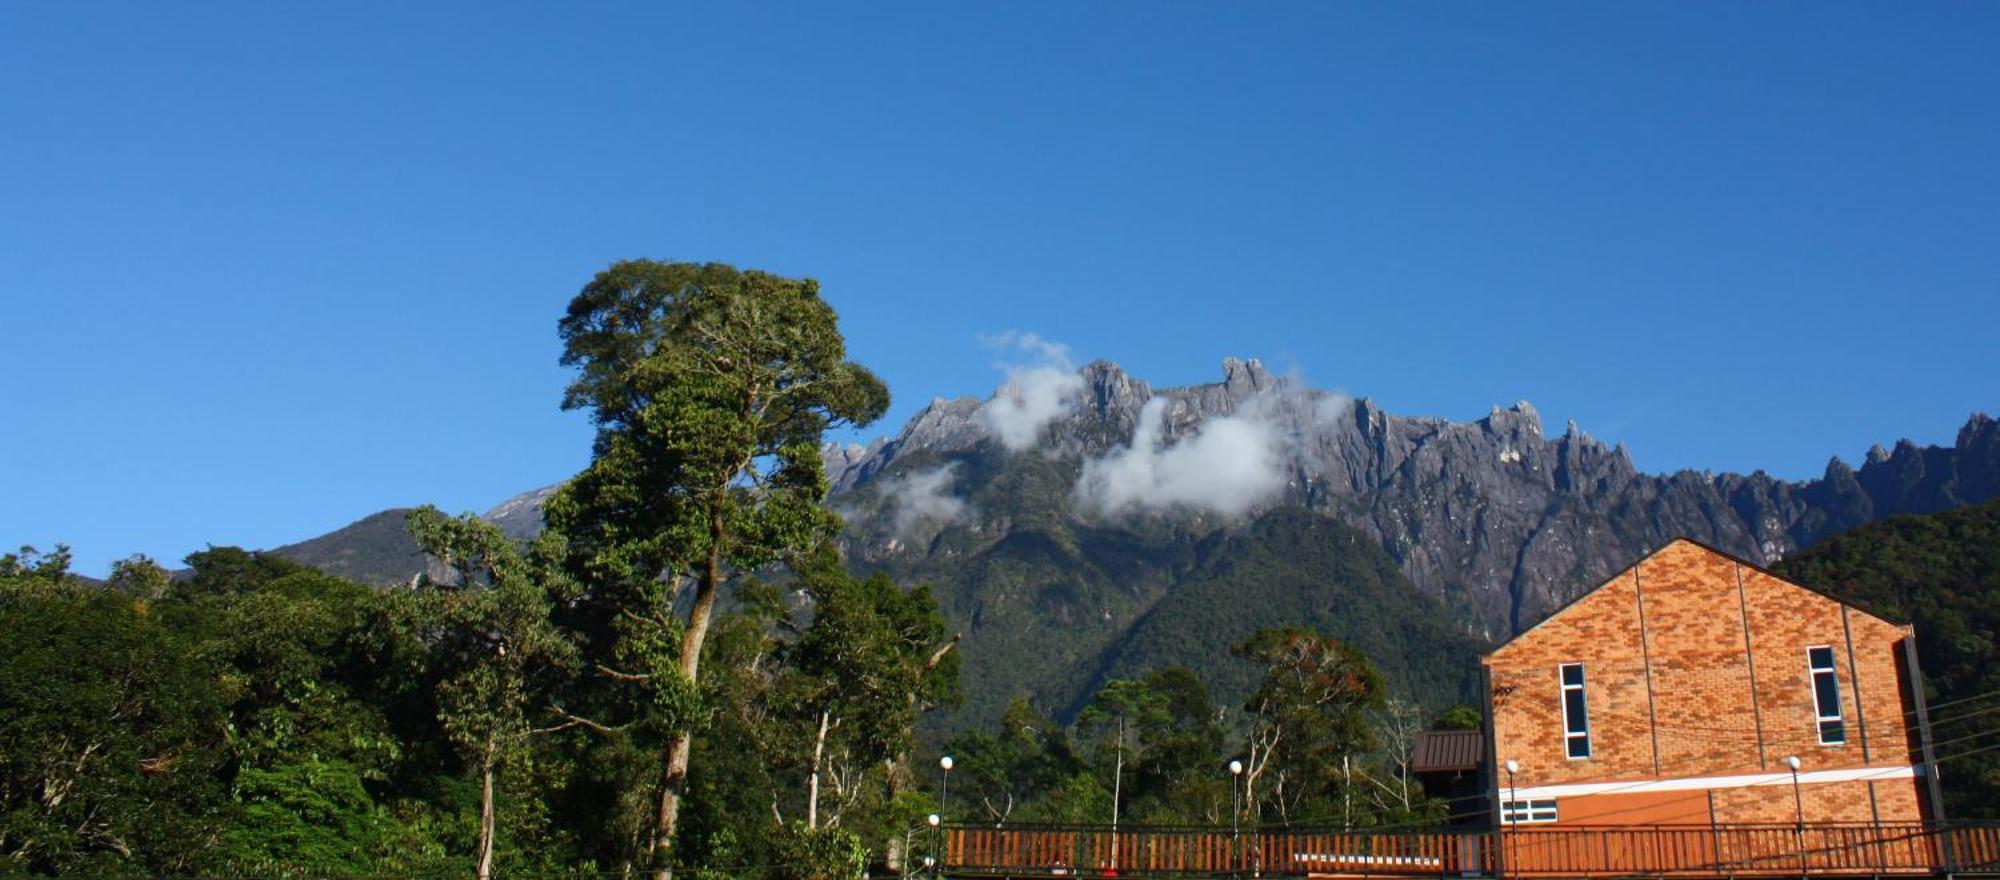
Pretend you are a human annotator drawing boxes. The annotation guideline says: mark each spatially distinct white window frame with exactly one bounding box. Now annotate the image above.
[1559,663,1591,760]
[1807,645,1845,745]
[1502,799,1559,824]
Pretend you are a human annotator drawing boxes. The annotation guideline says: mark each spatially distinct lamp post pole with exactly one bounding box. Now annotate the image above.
[926,813,941,879]
[936,755,954,876]
[1229,759,1244,878]
[1787,756,1806,874]
[1503,760,1520,880]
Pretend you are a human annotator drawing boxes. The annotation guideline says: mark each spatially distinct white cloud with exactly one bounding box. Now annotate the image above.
[881,464,969,537]
[1072,397,1288,518]
[976,332,1084,452]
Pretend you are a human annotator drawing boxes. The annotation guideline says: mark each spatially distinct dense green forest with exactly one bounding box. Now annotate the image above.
[1774,495,2000,819]
[0,541,1461,878]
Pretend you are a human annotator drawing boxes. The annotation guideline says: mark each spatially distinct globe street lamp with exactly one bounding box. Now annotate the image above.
[939,754,954,822]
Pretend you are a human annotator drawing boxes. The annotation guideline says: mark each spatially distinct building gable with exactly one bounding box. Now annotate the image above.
[1488,538,1902,665]
[1483,537,1929,825]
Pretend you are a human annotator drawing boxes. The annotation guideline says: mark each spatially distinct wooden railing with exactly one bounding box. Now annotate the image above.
[940,821,2000,878]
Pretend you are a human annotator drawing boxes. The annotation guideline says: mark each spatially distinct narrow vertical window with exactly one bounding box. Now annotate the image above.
[1560,663,1591,759]
[1808,646,1845,744]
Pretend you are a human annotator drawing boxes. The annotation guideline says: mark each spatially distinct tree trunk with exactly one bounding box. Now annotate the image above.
[1110,720,1124,872]
[1342,754,1351,831]
[650,529,725,880]
[477,742,497,880]
[807,710,830,830]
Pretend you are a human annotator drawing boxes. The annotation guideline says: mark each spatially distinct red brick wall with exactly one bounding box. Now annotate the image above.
[1638,544,1764,775]
[1488,567,1657,785]
[1486,540,1932,825]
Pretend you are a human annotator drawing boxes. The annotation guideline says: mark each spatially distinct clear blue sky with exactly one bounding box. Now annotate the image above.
[3,3,1995,576]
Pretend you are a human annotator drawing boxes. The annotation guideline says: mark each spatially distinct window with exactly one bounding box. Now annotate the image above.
[1560,663,1591,759]
[1502,799,1559,824]
[1808,646,1845,745]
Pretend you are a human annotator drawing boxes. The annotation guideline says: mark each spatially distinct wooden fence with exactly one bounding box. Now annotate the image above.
[939,821,2000,878]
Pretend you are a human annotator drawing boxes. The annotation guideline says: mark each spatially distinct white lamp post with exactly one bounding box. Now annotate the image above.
[1228,759,1244,877]
[938,757,954,876]
[939,755,954,819]
[926,812,943,877]
[1785,755,1804,827]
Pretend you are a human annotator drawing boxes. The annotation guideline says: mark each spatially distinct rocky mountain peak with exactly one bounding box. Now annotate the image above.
[1959,412,1996,449]
[1221,356,1277,396]
[1078,359,1151,418]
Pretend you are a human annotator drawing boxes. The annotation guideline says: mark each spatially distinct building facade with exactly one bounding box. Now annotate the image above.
[1483,539,1943,827]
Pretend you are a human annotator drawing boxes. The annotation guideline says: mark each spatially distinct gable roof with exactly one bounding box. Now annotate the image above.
[1484,536,1907,662]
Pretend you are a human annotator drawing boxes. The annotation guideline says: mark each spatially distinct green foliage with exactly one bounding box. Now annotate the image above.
[105,554,171,601]
[943,640,1440,832]
[219,759,401,876]
[404,505,582,876]
[1234,628,1386,825]
[0,545,72,583]
[181,544,312,596]
[778,550,960,774]
[546,260,888,593]
[769,822,867,880]
[1773,496,2000,819]
[0,577,230,876]
[1432,705,1483,731]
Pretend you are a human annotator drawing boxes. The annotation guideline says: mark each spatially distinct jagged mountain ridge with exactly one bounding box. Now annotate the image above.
[825,358,1998,639]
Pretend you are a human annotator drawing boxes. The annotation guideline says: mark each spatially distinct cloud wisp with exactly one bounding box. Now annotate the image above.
[976,332,1084,452]
[880,463,970,537]
[1072,397,1287,518]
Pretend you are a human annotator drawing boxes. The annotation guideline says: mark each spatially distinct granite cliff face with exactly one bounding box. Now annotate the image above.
[821,358,1998,641]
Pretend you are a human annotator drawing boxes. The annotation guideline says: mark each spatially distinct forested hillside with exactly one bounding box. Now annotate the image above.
[1774,496,2000,819]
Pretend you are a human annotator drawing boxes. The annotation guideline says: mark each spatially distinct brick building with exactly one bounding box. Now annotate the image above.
[1482,539,1944,827]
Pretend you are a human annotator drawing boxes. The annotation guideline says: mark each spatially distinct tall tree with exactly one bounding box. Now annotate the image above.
[1076,678,1171,858]
[1233,627,1382,825]
[406,507,578,880]
[543,260,888,876]
[773,552,957,832]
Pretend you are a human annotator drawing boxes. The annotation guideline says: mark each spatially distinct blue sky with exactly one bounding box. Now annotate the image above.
[3,3,1995,576]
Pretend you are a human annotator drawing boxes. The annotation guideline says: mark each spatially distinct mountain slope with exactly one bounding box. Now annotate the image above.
[1088,509,1485,719]
[266,508,426,585]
